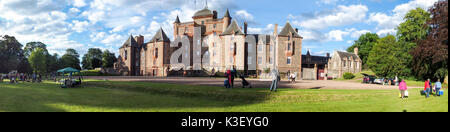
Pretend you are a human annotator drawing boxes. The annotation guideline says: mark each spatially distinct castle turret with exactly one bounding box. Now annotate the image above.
[222,8,231,33]
[173,15,180,37]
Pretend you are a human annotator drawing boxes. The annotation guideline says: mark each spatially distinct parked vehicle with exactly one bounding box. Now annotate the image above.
[362,73,376,84]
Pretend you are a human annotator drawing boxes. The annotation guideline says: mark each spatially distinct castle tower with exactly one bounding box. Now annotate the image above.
[223,8,231,32]
[173,15,180,37]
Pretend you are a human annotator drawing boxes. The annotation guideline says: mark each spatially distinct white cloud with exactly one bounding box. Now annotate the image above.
[368,0,438,36]
[316,0,340,5]
[71,20,90,33]
[326,30,350,41]
[73,0,87,7]
[101,33,126,47]
[294,4,368,30]
[69,8,80,14]
[248,24,275,34]
[351,29,371,38]
[90,32,106,42]
[234,10,255,24]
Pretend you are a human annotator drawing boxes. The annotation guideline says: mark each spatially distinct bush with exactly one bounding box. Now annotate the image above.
[343,72,355,79]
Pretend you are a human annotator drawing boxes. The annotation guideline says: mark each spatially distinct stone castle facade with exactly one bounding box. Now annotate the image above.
[115,7,303,78]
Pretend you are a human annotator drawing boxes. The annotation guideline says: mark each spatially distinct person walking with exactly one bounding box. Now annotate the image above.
[230,67,237,88]
[399,79,407,99]
[434,80,442,96]
[424,79,431,98]
[225,70,232,89]
[270,69,279,92]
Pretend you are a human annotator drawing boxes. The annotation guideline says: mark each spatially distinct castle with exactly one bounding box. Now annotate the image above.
[115,6,304,78]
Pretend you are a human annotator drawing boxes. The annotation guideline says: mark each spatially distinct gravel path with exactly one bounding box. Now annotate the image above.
[85,76,422,90]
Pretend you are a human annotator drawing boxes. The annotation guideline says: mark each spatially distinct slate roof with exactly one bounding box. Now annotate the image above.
[193,8,213,17]
[223,8,231,18]
[220,20,245,36]
[174,15,180,23]
[278,22,301,38]
[149,28,170,43]
[120,35,138,48]
[336,51,360,60]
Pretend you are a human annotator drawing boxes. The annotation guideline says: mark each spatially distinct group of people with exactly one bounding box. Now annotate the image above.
[398,78,444,99]
[423,79,443,98]
[0,72,43,84]
[223,67,252,89]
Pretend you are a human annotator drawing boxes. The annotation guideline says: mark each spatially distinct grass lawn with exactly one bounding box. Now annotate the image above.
[0,79,447,112]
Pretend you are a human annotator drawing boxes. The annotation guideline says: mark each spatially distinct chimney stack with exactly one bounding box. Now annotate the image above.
[354,47,359,56]
[326,53,330,58]
[135,35,144,47]
[244,22,248,35]
[213,10,217,19]
[274,24,278,36]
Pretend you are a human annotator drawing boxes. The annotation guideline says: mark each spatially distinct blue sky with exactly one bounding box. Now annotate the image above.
[0,0,439,57]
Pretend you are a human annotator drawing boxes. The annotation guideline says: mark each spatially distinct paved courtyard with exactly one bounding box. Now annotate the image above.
[85,76,422,90]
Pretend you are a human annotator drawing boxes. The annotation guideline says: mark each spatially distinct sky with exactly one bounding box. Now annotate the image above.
[0,0,440,57]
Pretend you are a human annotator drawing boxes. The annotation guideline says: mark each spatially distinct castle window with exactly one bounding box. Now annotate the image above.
[202,21,204,25]
[258,56,262,65]
[258,45,262,52]
[287,43,291,51]
[288,36,290,41]
[125,50,128,60]
[269,57,273,64]
[287,57,292,65]
[154,48,158,58]
[214,24,216,28]
[293,41,296,55]
[248,57,252,65]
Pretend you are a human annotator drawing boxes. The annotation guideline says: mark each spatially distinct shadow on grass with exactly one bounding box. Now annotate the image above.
[0,80,273,112]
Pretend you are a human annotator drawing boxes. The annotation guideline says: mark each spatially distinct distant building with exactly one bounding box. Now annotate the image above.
[327,48,362,78]
[301,50,330,80]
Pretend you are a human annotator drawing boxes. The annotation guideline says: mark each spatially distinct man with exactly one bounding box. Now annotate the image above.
[424,79,431,98]
[434,80,442,96]
[270,69,279,92]
[230,67,237,88]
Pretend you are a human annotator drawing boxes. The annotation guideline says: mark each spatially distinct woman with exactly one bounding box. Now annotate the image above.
[399,79,407,99]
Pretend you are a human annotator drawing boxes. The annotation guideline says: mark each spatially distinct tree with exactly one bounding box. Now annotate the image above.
[102,50,117,68]
[347,32,379,68]
[0,35,25,73]
[367,35,411,77]
[47,53,61,73]
[61,48,81,70]
[82,48,103,70]
[412,0,448,81]
[394,8,432,77]
[24,42,48,58]
[28,48,47,74]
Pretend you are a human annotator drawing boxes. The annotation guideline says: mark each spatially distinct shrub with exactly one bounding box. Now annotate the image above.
[343,72,355,79]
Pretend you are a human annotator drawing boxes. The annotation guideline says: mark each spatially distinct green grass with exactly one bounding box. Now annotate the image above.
[0,79,447,112]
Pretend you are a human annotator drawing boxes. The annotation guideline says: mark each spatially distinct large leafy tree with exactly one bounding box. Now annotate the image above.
[347,32,379,68]
[0,35,25,73]
[24,42,48,58]
[82,48,103,70]
[411,0,448,81]
[47,53,61,73]
[28,48,47,74]
[367,35,411,77]
[394,7,432,77]
[102,50,117,68]
[61,48,81,70]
